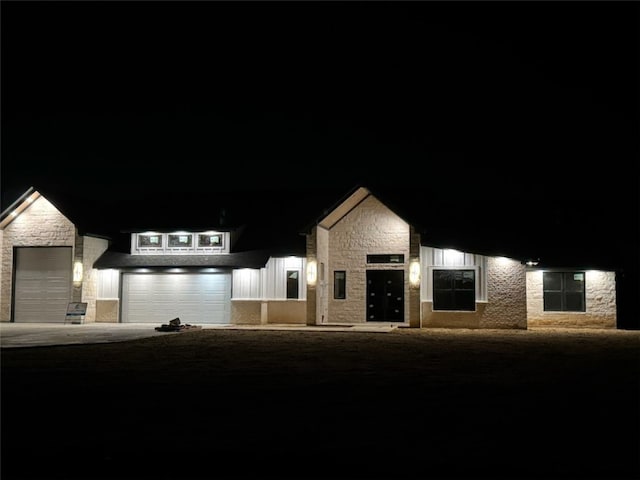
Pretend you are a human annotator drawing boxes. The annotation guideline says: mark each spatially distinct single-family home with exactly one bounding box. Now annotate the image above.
[0,185,618,329]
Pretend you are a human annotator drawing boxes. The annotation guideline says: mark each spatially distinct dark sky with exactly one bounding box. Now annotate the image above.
[2,1,639,254]
[3,1,638,199]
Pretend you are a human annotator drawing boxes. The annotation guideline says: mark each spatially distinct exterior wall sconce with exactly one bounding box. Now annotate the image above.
[306,260,317,286]
[73,261,84,283]
[409,259,421,286]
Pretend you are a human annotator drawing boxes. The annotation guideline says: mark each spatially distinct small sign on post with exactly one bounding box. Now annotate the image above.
[65,302,88,324]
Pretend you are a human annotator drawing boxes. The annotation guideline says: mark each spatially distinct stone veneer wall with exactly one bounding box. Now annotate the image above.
[80,236,109,323]
[305,227,318,326]
[95,299,119,323]
[526,270,617,328]
[265,300,306,324]
[0,196,76,322]
[231,300,263,325]
[0,230,3,309]
[232,300,306,325]
[326,195,410,324]
[422,257,527,329]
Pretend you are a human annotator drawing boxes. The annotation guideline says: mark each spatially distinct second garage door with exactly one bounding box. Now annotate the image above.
[122,273,231,324]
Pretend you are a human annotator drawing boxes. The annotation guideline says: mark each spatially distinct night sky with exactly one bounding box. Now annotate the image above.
[2,2,639,324]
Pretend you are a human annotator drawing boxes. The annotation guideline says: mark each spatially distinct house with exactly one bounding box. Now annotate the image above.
[0,185,618,329]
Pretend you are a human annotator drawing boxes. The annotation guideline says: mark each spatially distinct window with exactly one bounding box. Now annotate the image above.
[286,270,299,299]
[138,234,163,248]
[433,269,475,311]
[198,233,223,248]
[367,254,404,264]
[168,234,193,248]
[334,271,346,299]
[543,272,585,312]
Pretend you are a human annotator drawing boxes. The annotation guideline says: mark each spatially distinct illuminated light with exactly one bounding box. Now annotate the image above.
[73,261,83,283]
[495,256,513,266]
[306,260,317,285]
[409,259,421,286]
[525,259,539,267]
[11,211,17,217]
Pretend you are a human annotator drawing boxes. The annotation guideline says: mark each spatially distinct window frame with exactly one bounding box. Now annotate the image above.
[543,271,586,312]
[167,233,194,249]
[286,269,300,299]
[432,268,476,311]
[137,233,163,249]
[334,270,346,299]
[197,233,224,248]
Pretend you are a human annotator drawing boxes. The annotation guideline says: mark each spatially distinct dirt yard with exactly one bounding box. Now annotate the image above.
[2,327,639,480]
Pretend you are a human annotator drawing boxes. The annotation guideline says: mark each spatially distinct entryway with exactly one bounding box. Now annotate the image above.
[366,270,404,322]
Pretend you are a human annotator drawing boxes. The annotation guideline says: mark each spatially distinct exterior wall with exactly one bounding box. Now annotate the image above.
[95,299,119,323]
[422,257,527,329]
[231,300,263,325]
[0,196,76,322]
[306,227,319,325]
[231,299,306,325]
[325,195,410,325]
[263,256,307,300]
[80,236,109,323]
[316,226,330,323]
[0,230,3,309]
[526,270,617,328]
[264,300,306,324]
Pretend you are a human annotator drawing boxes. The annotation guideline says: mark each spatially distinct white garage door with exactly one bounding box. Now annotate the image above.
[14,247,73,323]
[122,273,231,324]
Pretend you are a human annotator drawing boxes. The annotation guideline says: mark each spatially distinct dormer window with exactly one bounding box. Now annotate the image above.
[168,234,193,248]
[198,233,223,248]
[138,234,163,248]
[132,231,227,255]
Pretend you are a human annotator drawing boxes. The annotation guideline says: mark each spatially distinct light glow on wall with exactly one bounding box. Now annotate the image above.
[306,260,317,286]
[73,261,84,283]
[495,256,512,266]
[409,259,421,286]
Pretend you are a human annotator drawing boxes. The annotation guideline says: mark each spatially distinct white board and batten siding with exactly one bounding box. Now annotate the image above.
[121,273,231,324]
[231,257,307,300]
[14,247,72,323]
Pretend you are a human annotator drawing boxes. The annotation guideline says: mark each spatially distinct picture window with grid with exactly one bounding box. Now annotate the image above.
[543,271,585,312]
[433,269,475,311]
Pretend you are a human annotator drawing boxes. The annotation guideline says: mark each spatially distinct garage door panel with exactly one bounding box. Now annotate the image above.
[14,247,72,323]
[122,273,231,324]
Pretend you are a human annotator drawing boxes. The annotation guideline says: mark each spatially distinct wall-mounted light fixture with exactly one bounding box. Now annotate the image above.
[306,259,317,286]
[523,259,540,267]
[409,259,421,286]
[73,261,84,283]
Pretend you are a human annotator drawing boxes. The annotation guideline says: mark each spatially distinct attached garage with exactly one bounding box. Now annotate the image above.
[14,247,73,323]
[121,272,231,324]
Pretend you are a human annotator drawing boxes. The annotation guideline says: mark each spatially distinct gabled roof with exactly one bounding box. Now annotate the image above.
[2,183,629,272]
[0,187,38,229]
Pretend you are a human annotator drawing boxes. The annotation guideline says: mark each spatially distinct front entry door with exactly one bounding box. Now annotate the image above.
[366,270,404,322]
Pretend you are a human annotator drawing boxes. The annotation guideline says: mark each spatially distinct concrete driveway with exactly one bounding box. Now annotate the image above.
[0,322,174,348]
[0,322,396,348]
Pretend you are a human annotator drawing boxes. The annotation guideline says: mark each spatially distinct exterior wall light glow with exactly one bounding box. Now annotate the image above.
[306,260,317,286]
[73,261,84,283]
[409,259,421,286]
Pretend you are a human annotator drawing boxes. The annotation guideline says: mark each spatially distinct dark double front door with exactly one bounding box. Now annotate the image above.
[366,270,404,322]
